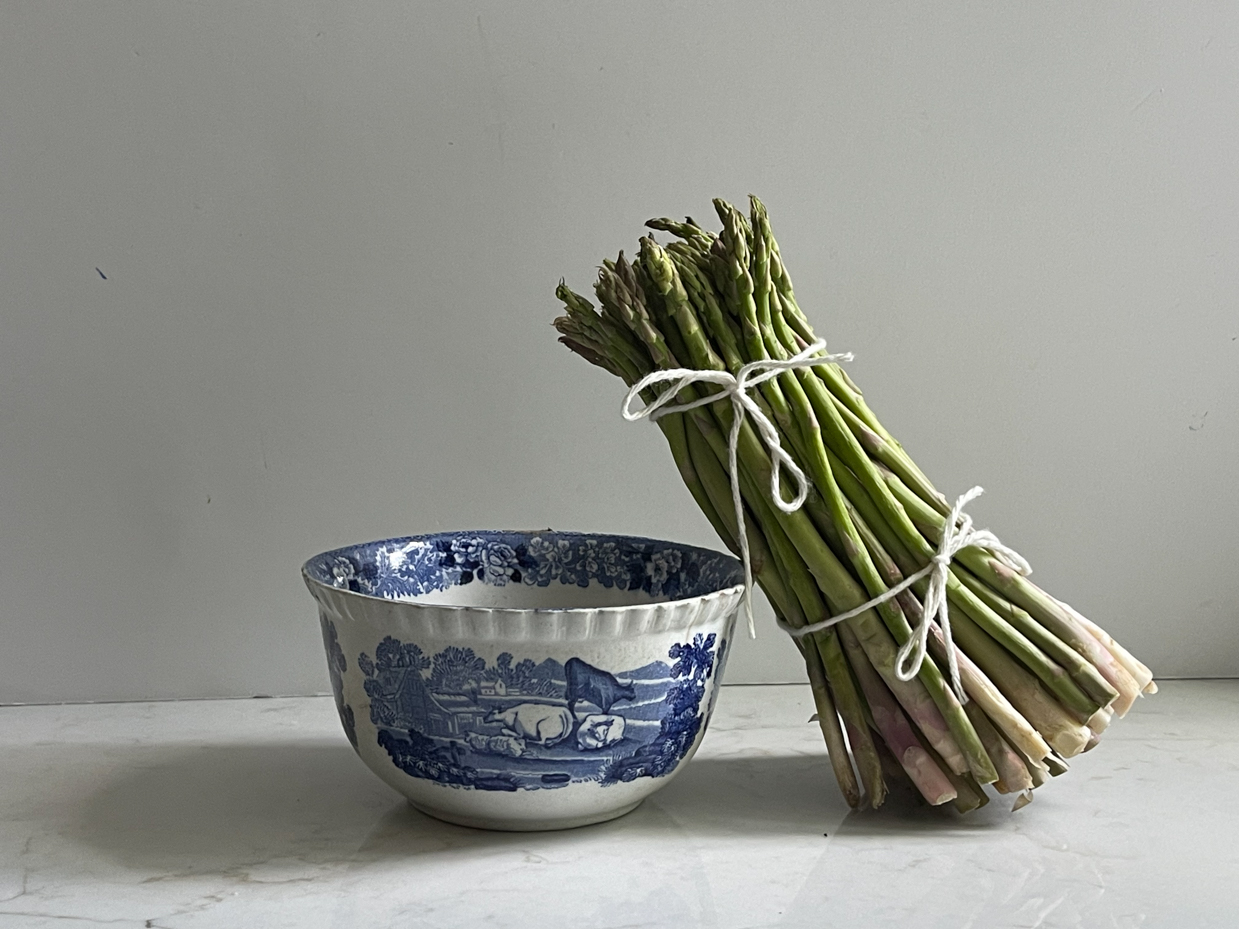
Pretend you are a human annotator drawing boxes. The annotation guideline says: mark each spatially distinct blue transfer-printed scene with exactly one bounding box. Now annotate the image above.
[319,615,358,749]
[304,531,744,603]
[358,633,726,791]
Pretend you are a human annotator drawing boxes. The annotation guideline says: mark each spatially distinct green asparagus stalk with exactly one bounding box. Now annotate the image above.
[819,437,1108,723]
[748,203,997,785]
[800,634,862,809]
[844,491,1055,762]
[876,465,1129,711]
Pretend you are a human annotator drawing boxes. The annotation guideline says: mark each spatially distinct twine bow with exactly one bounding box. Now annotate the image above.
[622,339,849,637]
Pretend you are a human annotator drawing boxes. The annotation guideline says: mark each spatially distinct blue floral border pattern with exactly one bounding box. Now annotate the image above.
[358,633,724,791]
[318,615,357,749]
[308,531,743,604]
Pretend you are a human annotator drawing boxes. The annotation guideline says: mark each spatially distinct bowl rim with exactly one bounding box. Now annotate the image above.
[302,528,745,616]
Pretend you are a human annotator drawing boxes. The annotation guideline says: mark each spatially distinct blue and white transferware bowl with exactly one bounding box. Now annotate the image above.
[302,530,744,831]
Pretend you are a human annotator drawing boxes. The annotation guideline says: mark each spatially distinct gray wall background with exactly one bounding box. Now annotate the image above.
[2,2,1236,704]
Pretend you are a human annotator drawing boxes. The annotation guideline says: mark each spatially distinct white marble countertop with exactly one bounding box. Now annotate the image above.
[1,680,1236,928]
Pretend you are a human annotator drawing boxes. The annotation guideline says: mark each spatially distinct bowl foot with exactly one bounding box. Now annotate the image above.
[407,798,645,832]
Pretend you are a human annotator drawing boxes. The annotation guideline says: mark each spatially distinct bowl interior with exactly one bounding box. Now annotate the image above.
[303,530,744,610]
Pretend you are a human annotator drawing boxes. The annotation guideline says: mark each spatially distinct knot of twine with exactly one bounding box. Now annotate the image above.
[622,339,1031,703]
[778,485,1031,701]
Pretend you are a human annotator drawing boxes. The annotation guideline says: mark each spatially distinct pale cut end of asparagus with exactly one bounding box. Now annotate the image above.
[1048,726,1090,759]
[1001,732,1052,790]
[902,746,958,806]
[1087,705,1114,736]
[917,735,987,813]
[1054,596,1155,700]
[1044,752,1071,777]
[1025,758,1050,789]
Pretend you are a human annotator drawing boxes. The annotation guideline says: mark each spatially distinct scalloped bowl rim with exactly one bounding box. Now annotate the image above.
[302,529,746,616]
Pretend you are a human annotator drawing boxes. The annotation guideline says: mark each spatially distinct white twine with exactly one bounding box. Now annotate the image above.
[776,485,1031,702]
[621,339,1032,704]
[622,339,850,638]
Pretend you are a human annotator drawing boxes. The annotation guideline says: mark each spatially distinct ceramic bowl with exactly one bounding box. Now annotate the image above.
[302,530,744,831]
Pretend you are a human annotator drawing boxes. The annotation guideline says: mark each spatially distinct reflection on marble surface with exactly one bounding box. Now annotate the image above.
[1,681,1236,928]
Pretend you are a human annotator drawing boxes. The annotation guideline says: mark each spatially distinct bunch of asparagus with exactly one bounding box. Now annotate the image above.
[553,196,1155,812]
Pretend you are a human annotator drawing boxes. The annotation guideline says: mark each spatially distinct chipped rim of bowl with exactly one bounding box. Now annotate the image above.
[301,529,746,616]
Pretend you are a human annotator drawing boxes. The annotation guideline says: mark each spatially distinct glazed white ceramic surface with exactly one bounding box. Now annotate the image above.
[303,531,744,831]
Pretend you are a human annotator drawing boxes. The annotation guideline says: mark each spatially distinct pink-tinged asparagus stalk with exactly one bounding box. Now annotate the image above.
[842,493,1054,766]
[916,732,989,814]
[979,559,1142,714]
[836,623,957,806]
[962,700,1034,794]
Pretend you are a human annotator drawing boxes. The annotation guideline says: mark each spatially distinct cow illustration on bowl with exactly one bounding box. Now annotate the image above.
[484,703,576,747]
[480,657,635,751]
